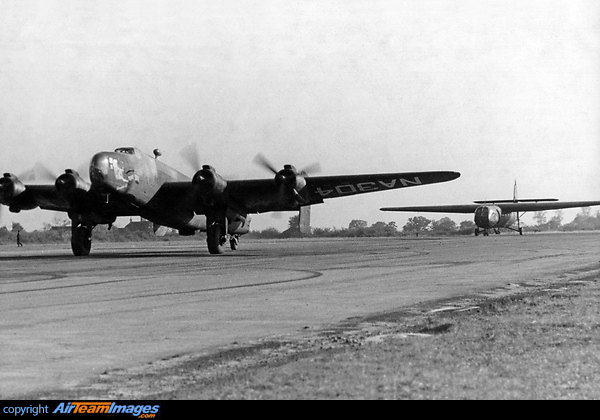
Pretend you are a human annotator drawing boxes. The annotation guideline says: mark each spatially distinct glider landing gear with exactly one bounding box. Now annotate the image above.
[475,226,523,236]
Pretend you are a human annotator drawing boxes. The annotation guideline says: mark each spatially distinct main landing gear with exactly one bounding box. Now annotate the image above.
[229,234,240,250]
[207,223,227,254]
[69,213,115,256]
[71,224,93,256]
[206,223,243,254]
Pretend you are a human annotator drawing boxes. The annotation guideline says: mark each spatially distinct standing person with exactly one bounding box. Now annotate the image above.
[17,230,23,247]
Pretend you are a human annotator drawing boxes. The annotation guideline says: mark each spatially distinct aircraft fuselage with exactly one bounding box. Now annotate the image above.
[91,148,188,203]
[474,205,517,229]
[89,148,206,231]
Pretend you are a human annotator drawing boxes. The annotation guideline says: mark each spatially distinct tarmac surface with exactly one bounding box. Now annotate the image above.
[1,233,599,398]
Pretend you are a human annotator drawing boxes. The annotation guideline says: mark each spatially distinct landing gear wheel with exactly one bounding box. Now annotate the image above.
[518,227,523,235]
[207,224,226,254]
[71,226,92,256]
[230,235,239,250]
[474,228,480,236]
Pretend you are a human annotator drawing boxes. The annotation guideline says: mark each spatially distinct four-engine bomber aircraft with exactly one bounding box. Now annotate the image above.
[0,147,460,255]
[381,182,600,236]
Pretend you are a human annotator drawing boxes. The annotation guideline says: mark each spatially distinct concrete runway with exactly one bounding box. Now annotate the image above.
[1,233,599,398]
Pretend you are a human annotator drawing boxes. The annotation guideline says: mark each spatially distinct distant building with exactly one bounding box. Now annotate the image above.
[124,218,153,233]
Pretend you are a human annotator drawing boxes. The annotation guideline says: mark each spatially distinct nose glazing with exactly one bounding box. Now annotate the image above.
[90,153,110,186]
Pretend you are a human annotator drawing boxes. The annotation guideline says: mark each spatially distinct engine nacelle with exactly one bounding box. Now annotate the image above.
[275,165,306,192]
[0,173,26,204]
[55,170,91,200]
[192,165,227,196]
[474,205,502,228]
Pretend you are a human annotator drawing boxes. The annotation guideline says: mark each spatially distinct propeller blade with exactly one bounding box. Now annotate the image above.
[300,162,321,176]
[180,144,202,172]
[18,162,58,183]
[253,153,278,175]
[75,160,92,182]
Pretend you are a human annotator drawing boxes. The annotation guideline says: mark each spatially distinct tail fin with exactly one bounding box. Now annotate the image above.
[473,180,558,204]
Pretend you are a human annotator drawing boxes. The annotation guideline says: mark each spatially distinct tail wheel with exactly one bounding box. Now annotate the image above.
[207,223,226,254]
[72,226,92,256]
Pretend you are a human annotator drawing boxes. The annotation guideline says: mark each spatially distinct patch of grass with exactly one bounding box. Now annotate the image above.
[36,275,600,400]
[168,277,600,399]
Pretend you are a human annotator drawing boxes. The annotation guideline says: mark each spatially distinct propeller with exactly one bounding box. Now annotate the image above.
[74,160,92,182]
[253,154,321,207]
[298,162,321,177]
[17,162,58,183]
[253,154,321,177]
[180,143,202,173]
[253,153,279,175]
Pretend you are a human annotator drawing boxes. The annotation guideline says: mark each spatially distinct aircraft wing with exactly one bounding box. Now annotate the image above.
[2,183,140,217]
[381,204,480,213]
[381,200,600,214]
[226,171,461,213]
[2,185,71,212]
[493,200,600,212]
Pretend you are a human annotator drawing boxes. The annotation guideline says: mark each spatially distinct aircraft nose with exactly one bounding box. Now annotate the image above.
[90,152,110,185]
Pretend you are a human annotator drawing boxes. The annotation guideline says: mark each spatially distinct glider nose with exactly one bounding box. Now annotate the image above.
[90,152,110,186]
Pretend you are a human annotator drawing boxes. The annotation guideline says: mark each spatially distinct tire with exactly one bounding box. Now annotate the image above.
[207,224,225,255]
[71,226,92,256]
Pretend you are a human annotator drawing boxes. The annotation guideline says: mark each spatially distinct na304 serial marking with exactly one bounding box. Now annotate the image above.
[316,177,423,197]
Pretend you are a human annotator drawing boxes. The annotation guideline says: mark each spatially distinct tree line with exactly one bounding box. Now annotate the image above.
[1,208,599,245]
[251,208,600,238]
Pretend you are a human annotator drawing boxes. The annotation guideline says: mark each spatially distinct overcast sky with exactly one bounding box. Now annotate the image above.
[1,0,599,232]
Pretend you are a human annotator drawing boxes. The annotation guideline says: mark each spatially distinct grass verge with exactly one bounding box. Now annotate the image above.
[39,269,600,400]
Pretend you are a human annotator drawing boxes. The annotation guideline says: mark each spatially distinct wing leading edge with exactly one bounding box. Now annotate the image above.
[381,200,600,214]
[225,171,461,213]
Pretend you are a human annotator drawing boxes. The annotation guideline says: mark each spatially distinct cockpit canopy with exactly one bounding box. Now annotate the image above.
[114,147,136,155]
